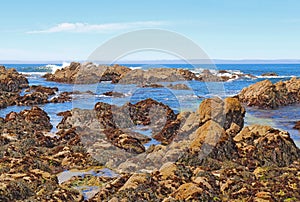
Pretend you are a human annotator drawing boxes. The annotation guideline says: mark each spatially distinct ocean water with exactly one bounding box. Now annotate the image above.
[1,63,300,147]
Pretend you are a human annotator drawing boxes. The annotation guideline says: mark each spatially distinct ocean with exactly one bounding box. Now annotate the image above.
[1,63,300,147]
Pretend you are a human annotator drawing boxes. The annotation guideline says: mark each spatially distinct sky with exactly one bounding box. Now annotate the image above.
[0,0,300,61]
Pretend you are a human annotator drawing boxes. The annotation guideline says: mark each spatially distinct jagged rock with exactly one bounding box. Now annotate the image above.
[0,107,52,137]
[198,97,245,132]
[188,120,237,163]
[16,92,49,106]
[0,91,20,109]
[118,68,199,85]
[104,128,147,154]
[25,85,58,95]
[234,125,300,168]
[199,69,224,82]
[43,62,131,84]
[171,183,203,200]
[238,77,300,109]
[0,66,29,92]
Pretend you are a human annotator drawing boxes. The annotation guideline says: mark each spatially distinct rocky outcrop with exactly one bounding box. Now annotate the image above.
[198,97,245,132]
[88,98,300,201]
[43,62,131,84]
[25,85,58,95]
[234,125,300,168]
[1,95,300,201]
[118,68,199,84]
[0,66,74,108]
[0,106,53,136]
[0,66,29,92]
[0,66,29,109]
[0,107,101,201]
[238,77,300,109]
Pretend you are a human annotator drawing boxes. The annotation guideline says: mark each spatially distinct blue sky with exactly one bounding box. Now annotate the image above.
[0,0,300,61]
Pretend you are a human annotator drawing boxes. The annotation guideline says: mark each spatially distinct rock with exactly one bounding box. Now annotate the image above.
[238,77,300,109]
[171,183,203,200]
[198,97,245,131]
[189,120,236,162]
[140,83,164,88]
[152,118,181,145]
[0,66,29,92]
[293,121,300,130]
[159,162,178,180]
[0,107,52,137]
[49,92,72,103]
[104,128,147,154]
[16,92,49,106]
[101,64,132,83]
[118,68,199,85]
[234,125,300,168]
[198,69,256,82]
[119,173,148,191]
[25,85,58,95]
[167,83,191,90]
[261,72,278,77]
[43,62,131,84]
[0,91,20,109]
[103,91,125,98]
[199,69,224,82]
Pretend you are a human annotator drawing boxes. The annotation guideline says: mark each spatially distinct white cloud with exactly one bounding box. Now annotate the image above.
[27,21,166,34]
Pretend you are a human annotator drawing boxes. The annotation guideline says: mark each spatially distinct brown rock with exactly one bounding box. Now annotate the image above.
[119,173,148,191]
[171,183,203,200]
[43,62,131,84]
[261,72,278,77]
[25,85,58,95]
[238,77,300,109]
[234,125,300,167]
[103,91,125,98]
[167,83,191,90]
[140,83,164,88]
[198,97,245,131]
[294,121,300,130]
[118,68,199,85]
[104,128,148,154]
[0,66,29,92]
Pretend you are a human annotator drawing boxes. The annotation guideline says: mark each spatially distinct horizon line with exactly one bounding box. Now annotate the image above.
[1,59,300,64]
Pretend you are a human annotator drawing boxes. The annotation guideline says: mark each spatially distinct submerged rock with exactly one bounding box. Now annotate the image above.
[167,83,191,90]
[102,91,125,98]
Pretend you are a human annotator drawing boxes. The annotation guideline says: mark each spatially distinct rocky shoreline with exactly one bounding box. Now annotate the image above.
[0,65,300,201]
